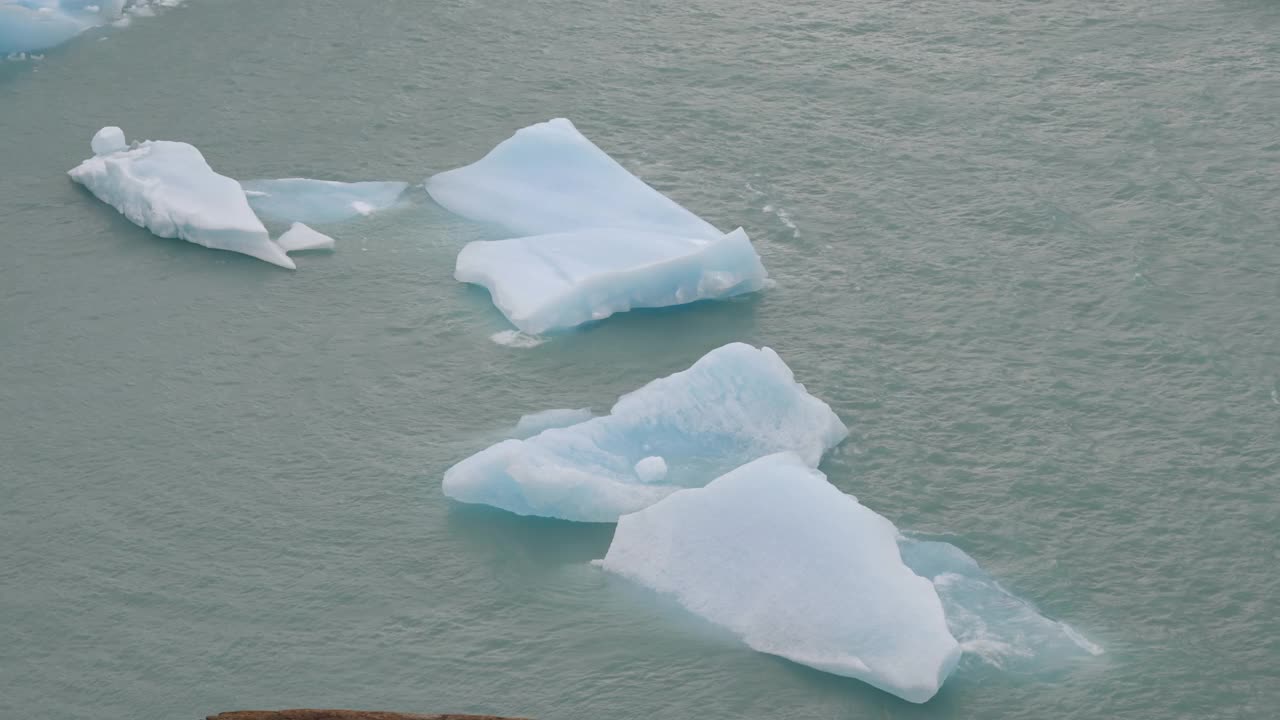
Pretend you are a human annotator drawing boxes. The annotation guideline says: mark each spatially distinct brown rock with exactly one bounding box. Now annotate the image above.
[207,711,529,720]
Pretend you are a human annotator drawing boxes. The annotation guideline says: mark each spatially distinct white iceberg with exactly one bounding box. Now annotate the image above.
[428,118,768,332]
[600,453,961,703]
[240,178,408,225]
[899,538,1103,669]
[443,343,847,522]
[68,127,295,269]
[454,227,767,335]
[1,1,177,55]
[427,118,724,239]
[276,222,335,253]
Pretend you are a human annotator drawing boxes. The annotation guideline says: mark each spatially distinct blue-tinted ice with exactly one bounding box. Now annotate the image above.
[601,453,961,703]
[240,178,408,225]
[428,118,769,333]
[443,343,847,522]
[899,537,1104,670]
[1,2,177,55]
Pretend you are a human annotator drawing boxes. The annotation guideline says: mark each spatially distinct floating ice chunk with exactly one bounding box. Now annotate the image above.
[455,227,768,334]
[489,330,545,348]
[427,118,723,239]
[69,128,294,269]
[1,1,92,54]
[633,456,667,483]
[0,1,179,54]
[430,118,768,331]
[239,178,408,225]
[898,538,1103,669]
[443,343,847,522]
[90,125,126,155]
[276,222,335,253]
[511,408,594,439]
[601,453,961,703]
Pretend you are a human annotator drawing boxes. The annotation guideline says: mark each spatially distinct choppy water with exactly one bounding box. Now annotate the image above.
[2,1,1277,718]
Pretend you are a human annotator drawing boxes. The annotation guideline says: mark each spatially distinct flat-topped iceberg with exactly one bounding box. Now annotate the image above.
[443,343,847,522]
[600,453,961,703]
[427,118,769,332]
[69,127,294,269]
[899,538,1103,669]
[455,228,768,334]
[427,118,723,239]
[240,178,408,225]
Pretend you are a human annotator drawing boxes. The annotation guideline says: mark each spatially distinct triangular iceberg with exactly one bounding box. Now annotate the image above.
[427,118,724,239]
[428,119,769,333]
[600,452,962,703]
[443,343,847,522]
[69,127,294,269]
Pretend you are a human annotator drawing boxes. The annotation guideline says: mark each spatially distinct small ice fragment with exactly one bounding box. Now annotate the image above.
[90,125,126,155]
[276,222,335,253]
[489,330,545,348]
[634,456,667,483]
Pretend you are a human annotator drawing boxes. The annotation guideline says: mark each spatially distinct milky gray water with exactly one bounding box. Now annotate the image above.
[2,1,1278,718]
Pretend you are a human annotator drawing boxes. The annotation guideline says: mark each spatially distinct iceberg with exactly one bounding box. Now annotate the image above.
[600,453,961,703]
[240,178,408,225]
[454,227,768,335]
[1,2,89,55]
[443,343,847,522]
[899,538,1103,669]
[428,118,769,332]
[426,118,724,240]
[1,1,177,55]
[68,127,295,269]
[276,222,335,253]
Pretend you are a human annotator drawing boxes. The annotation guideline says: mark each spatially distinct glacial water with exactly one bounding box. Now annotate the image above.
[1,1,1277,718]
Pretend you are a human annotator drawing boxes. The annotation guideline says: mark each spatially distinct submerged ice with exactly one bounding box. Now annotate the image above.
[428,118,768,332]
[68,127,295,269]
[240,178,407,225]
[899,537,1104,669]
[443,343,847,522]
[600,453,961,703]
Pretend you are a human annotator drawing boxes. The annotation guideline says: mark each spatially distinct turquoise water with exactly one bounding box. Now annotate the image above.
[2,1,1277,717]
